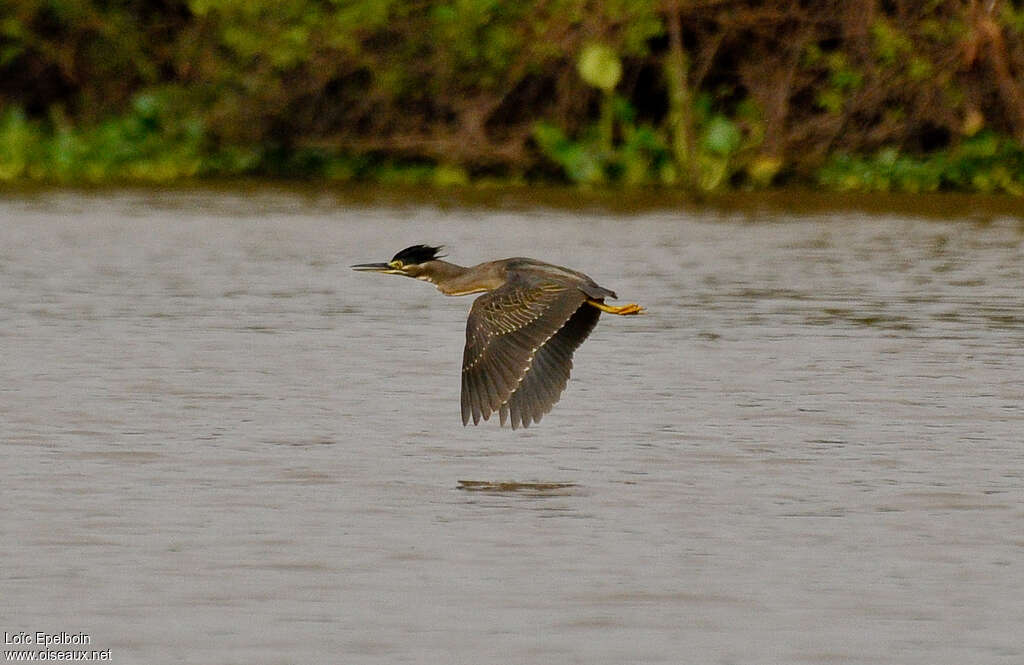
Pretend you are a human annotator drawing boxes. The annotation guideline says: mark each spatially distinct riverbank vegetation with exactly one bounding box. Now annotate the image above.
[3,0,1024,193]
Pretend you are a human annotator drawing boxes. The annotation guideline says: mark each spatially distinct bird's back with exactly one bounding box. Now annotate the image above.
[503,257,617,300]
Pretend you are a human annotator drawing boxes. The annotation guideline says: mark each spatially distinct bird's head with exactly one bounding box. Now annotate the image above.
[352,244,445,280]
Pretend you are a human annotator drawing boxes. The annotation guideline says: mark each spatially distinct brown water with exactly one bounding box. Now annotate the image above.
[2,190,1023,664]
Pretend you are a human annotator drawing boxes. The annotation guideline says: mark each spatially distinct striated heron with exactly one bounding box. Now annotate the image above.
[353,245,644,429]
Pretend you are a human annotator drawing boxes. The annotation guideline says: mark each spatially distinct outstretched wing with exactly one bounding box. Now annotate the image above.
[461,277,600,428]
[499,301,600,429]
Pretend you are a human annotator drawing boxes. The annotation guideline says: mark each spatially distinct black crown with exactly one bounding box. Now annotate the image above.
[391,244,444,264]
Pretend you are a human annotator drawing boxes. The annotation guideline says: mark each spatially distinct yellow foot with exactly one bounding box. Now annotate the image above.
[587,299,646,315]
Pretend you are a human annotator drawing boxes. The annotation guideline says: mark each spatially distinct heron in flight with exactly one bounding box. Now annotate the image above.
[353,245,643,429]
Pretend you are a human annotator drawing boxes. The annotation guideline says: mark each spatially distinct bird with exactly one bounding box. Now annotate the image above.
[353,244,644,429]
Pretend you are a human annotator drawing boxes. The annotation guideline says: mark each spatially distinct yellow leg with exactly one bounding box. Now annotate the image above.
[587,299,645,315]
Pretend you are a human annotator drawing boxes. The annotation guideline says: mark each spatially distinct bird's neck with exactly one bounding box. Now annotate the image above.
[426,260,504,296]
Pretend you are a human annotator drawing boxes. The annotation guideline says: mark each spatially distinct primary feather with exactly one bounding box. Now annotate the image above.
[461,271,602,429]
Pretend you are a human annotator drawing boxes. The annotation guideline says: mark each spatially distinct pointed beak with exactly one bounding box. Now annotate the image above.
[351,262,395,273]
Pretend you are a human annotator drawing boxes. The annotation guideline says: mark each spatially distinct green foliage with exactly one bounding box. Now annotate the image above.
[2,0,1024,193]
[804,46,864,114]
[532,92,762,190]
[0,109,43,180]
[871,18,935,82]
[1001,4,1024,34]
[432,163,471,186]
[430,0,524,87]
[577,43,622,93]
[532,98,671,186]
[689,93,765,190]
[696,116,742,189]
[700,116,742,156]
[871,19,913,65]
[0,93,258,183]
[817,133,1024,195]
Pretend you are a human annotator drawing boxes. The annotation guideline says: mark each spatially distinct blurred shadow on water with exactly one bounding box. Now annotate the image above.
[457,480,578,495]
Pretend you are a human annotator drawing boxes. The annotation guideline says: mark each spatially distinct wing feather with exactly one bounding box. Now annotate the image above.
[501,301,601,428]
[461,275,602,428]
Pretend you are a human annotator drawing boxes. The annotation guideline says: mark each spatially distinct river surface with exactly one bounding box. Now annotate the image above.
[2,189,1023,664]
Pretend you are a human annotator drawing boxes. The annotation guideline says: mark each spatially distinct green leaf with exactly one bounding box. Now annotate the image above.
[701,116,741,156]
[577,43,621,92]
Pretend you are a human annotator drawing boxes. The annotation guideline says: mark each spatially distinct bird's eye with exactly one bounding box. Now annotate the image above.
[390,260,404,269]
